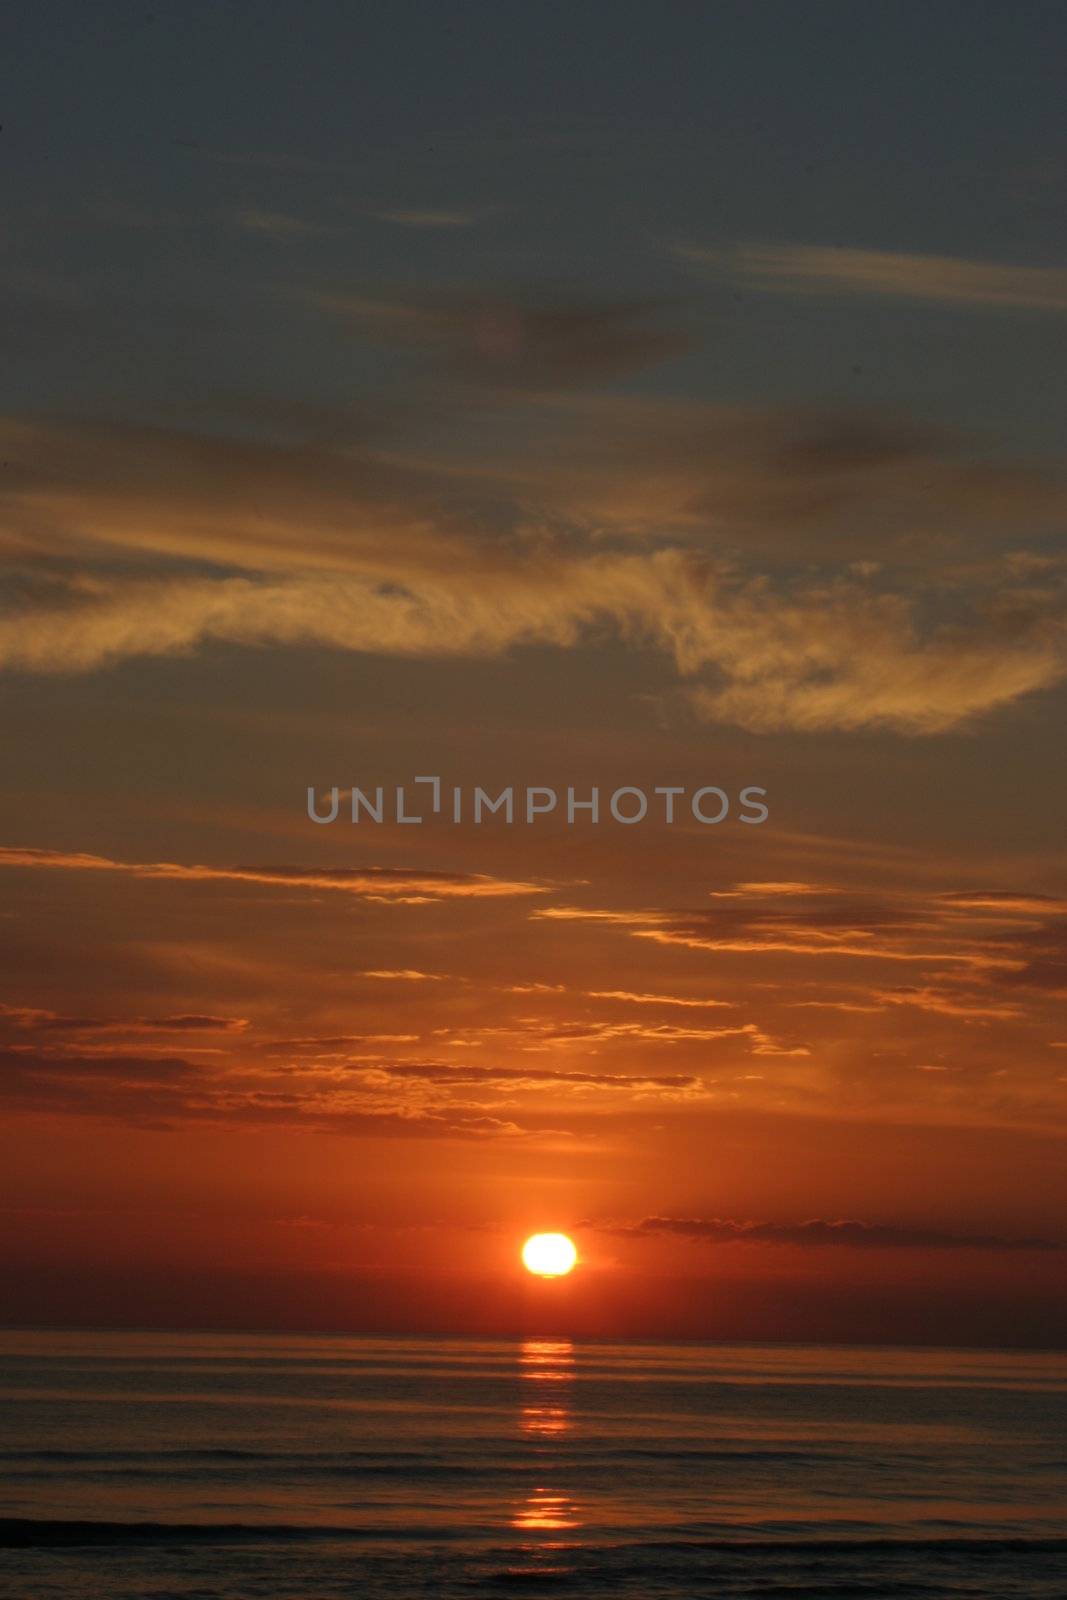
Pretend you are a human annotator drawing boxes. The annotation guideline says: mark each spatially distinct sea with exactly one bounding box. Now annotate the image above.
[1,1330,1065,1598]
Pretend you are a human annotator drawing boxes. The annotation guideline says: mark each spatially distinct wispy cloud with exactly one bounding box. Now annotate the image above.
[317,288,689,386]
[0,1046,535,1140]
[534,882,1036,971]
[586,989,734,1009]
[361,969,447,981]
[874,986,1024,1021]
[710,881,835,899]
[613,1214,1063,1250]
[677,241,1067,313]
[372,208,479,229]
[0,548,1061,734]
[0,1004,248,1034]
[2,397,1065,733]
[233,207,327,239]
[315,288,694,387]
[371,1059,700,1091]
[0,846,545,901]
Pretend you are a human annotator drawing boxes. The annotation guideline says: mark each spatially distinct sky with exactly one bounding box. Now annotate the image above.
[2,1,1067,1346]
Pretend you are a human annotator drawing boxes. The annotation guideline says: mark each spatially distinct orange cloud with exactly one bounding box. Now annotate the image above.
[533,882,1039,971]
[0,846,545,901]
[586,989,734,1009]
[2,409,1065,733]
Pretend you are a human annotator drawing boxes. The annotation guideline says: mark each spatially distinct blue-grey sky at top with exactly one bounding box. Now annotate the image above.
[4,0,1066,446]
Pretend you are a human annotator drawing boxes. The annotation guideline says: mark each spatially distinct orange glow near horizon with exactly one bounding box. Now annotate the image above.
[522,1233,578,1278]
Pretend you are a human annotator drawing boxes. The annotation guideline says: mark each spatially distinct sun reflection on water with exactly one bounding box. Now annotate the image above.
[520,1402,571,1437]
[519,1335,575,1438]
[511,1338,582,1550]
[513,1485,581,1532]
[520,1337,575,1380]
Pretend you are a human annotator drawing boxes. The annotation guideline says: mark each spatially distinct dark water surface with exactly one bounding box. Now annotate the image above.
[1,1331,1065,1597]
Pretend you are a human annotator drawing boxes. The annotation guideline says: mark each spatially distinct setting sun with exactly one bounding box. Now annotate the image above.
[522,1233,578,1278]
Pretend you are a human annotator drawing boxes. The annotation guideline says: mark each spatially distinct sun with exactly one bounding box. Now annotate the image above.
[522,1232,578,1278]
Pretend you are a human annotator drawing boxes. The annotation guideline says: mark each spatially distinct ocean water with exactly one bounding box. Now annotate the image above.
[0,1332,1065,1598]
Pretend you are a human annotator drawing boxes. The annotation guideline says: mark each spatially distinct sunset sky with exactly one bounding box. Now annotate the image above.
[2,1,1066,1346]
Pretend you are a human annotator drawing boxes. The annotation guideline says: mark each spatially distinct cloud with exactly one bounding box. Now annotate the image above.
[686,584,1066,734]
[490,397,1067,556]
[615,1214,1063,1250]
[373,209,479,229]
[874,986,1024,1021]
[710,881,833,898]
[789,1000,888,1014]
[0,1047,203,1121]
[428,1014,802,1061]
[938,891,1067,917]
[145,1013,249,1032]
[2,404,1066,733]
[534,882,1036,971]
[528,883,1067,1112]
[370,1059,700,1091]
[263,1036,420,1051]
[0,846,544,901]
[0,413,479,573]
[0,1043,587,1142]
[0,1005,249,1034]
[315,289,690,386]
[678,241,1067,313]
[2,554,1062,735]
[535,904,963,964]
[514,1018,753,1046]
[10,393,1063,577]
[233,208,325,239]
[361,969,447,981]
[586,989,734,1009]
[995,916,1067,996]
